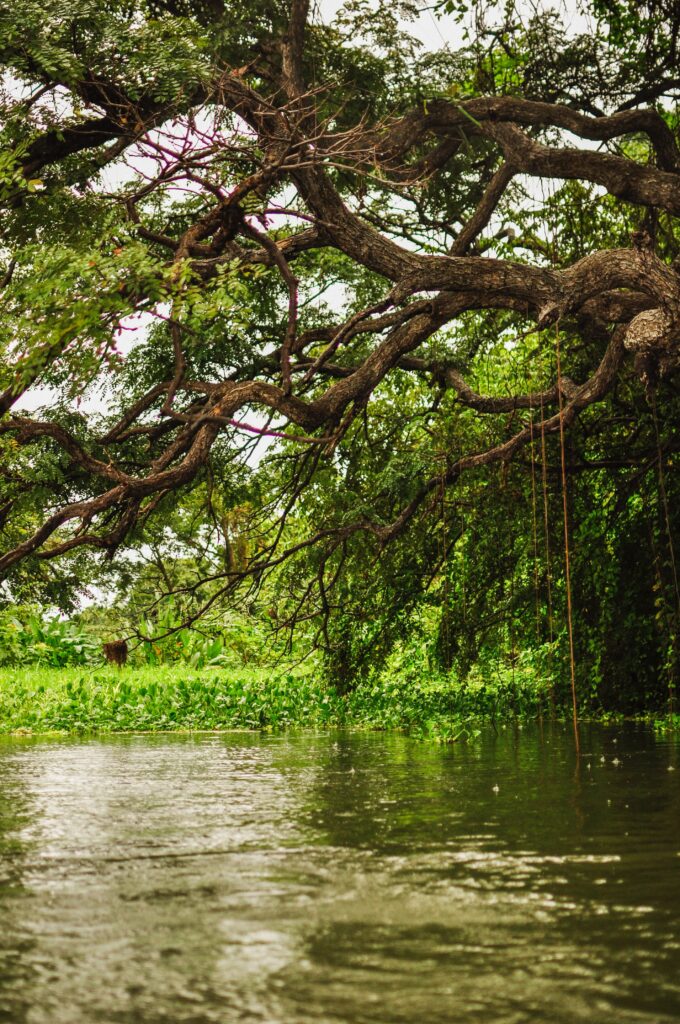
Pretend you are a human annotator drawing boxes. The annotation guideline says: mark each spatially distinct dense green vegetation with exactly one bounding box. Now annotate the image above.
[4,660,678,738]
[0,662,573,739]
[1,0,680,727]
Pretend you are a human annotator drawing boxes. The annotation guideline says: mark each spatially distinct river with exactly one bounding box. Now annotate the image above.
[0,724,679,1023]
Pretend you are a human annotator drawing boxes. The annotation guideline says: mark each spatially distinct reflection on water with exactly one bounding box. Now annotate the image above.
[0,724,679,1023]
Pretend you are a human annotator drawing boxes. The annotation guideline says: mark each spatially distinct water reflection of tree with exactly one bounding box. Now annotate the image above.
[300,727,580,853]
[280,727,680,1024]
[297,725,680,900]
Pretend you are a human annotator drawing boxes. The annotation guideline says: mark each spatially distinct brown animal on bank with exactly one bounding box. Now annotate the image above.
[103,640,128,667]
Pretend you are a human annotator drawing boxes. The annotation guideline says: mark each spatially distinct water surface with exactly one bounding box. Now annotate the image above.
[0,724,679,1023]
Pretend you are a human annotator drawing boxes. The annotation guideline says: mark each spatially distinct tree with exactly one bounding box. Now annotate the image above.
[1,0,680,699]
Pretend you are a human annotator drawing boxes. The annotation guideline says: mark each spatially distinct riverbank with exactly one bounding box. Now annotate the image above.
[1,665,677,739]
[0,664,559,739]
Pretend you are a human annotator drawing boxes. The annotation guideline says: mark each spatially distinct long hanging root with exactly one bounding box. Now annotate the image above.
[556,323,579,749]
[539,389,556,714]
[651,394,680,716]
[529,411,541,642]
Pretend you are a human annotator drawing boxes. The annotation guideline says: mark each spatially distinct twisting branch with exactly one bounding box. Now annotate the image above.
[450,163,516,256]
[2,2,680,639]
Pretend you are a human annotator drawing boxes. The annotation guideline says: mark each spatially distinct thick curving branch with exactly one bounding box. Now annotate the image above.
[3,15,680,592]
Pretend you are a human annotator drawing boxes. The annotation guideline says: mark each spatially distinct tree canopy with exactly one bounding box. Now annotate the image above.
[1,0,680,703]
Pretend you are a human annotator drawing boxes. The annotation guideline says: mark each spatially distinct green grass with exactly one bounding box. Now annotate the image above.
[0,663,556,739]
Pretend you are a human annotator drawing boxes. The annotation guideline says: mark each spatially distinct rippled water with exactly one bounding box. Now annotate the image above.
[0,724,679,1023]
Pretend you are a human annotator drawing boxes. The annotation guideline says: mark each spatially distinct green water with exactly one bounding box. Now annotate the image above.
[0,724,679,1023]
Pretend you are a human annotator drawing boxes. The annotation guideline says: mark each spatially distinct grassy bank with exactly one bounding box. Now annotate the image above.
[0,664,555,740]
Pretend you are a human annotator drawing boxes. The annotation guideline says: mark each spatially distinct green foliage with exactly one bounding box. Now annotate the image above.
[0,0,210,99]
[1,0,679,721]
[0,666,334,733]
[0,607,101,667]
[136,606,274,669]
[0,661,550,736]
